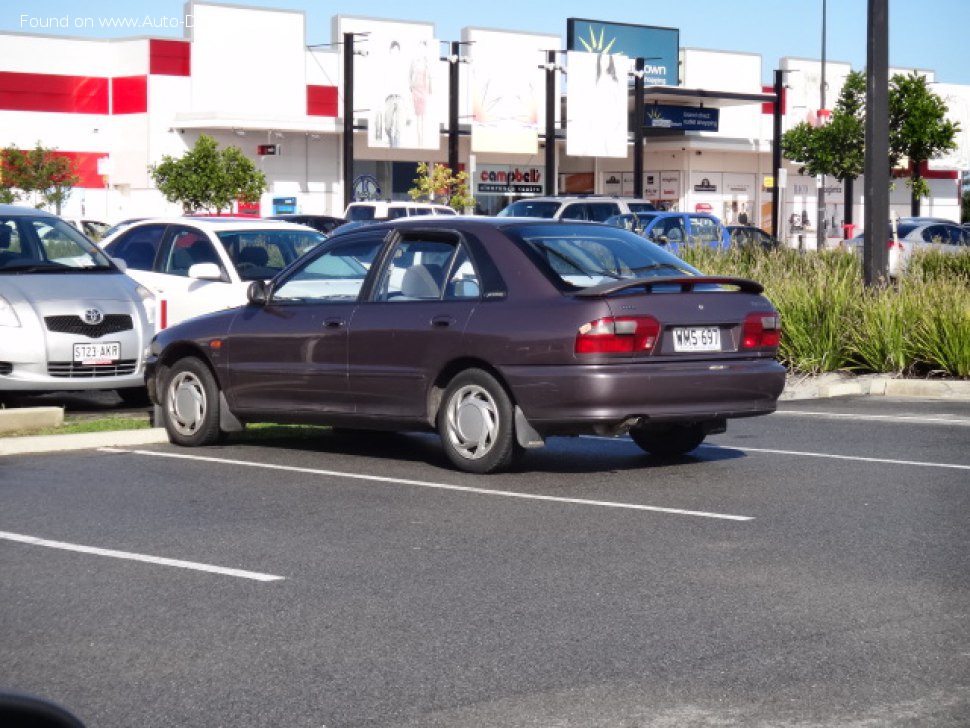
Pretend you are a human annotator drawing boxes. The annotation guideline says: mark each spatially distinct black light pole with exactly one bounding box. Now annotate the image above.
[771,69,784,241]
[633,57,645,198]
[817,0,827,251]
[448,40,460,174]
[863,0,890,285]
[544,50,557,195]
[342,32,355,211]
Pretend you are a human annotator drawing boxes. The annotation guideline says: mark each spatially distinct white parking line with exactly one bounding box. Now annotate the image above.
[0,530,285,582]
[100,448,754,522]
[701,444,970,471]
[774,410,970,426]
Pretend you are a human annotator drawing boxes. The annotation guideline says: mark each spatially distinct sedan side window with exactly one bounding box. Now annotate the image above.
[376,238,461,301]
[274,237,383,303]
[161,227,222,277]
[689,216,720,244]
[108,224,166,271]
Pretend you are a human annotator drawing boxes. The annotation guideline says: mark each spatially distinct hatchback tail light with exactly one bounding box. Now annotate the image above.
[741,312,781,350]
[575,316,660,354]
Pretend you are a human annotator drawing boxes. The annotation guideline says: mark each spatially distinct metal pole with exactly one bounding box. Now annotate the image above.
[342,32,355,211]
[448,41,460,175]
[633,57,645,199]
[817,0,827,251]
[545,50,557,195]
[772,69,783,241]
[863,0,889,285]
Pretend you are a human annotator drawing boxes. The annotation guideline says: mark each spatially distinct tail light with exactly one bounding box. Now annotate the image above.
[741,312,781,350]
[576,316,660,354]
[887,239,904,251]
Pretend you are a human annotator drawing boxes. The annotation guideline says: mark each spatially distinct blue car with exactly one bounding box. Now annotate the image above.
[605,212,730,250]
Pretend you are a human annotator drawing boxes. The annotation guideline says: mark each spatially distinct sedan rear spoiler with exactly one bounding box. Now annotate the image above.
[575,275,764,298]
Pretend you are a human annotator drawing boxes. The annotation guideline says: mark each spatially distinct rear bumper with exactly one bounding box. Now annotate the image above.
[502,358,786,433]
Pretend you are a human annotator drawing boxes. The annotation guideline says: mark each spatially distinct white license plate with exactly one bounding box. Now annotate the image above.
[73,341,121,364]
[672,327,721,352]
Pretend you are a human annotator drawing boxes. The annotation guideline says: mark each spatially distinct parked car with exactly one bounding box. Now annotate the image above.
[605,211,730,250]
[726,224,782,250]
[343,201,457,222]
[498,195,656,222]
[63,217,110,242]
[848,219,969,277]
[102,217,149,239]
[146,217,786,474]
[0,205,155,403]
[101,218,327,328]
[268,213,346,234]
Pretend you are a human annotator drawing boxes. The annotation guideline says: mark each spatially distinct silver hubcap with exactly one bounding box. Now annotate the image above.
[167,370,206,436]
[445,384,499,460]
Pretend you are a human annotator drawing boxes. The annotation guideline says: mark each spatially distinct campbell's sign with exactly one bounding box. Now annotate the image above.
[476,165,544,195]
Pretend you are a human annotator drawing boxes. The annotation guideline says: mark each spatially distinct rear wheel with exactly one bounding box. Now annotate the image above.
[630,423,706,457]
[162,357,223,446]
[437,369,516,474]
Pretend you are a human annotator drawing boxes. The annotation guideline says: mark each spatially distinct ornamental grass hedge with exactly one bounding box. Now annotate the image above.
[677,245,970,378]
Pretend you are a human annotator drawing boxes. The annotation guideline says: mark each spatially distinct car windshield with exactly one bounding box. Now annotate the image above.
[0,216,114,273]
[497,200,562,218]
[345,206,377,221]
[216,229,327,280]
[506,223,700,290]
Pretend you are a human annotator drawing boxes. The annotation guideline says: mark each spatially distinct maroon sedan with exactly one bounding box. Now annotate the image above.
[146,217,785,473]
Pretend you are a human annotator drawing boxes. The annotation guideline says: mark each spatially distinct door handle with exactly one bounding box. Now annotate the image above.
[323,318,346,329]
[431,315,455,328]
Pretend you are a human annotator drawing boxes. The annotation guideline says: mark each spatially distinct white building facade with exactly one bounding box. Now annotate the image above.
[1,2,964,244]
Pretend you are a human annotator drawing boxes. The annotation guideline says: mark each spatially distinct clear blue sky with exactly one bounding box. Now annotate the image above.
[5,0,968,85]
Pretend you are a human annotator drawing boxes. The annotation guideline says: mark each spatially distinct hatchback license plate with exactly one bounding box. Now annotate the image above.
[672,327,721,352]
[74,341,120,364]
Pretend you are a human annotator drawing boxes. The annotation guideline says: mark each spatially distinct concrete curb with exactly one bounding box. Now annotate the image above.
[0,427,168,457]
[780,373,970,401]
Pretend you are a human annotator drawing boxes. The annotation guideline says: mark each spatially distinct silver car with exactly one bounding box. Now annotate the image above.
[0,205,156,403]
[850,218,969,278]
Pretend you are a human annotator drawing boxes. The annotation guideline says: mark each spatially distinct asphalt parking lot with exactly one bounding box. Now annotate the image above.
[1,395,968,727]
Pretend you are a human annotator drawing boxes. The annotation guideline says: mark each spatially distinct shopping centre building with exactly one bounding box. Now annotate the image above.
[2,1,968,243]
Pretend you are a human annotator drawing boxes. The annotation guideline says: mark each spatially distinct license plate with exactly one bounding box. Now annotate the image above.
[73,341,120,364]
[672,327,721,352]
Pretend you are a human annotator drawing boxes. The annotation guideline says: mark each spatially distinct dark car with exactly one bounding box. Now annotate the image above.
[268,214,346,234]
[146,218,786,474]
[605,212,731,250]
[726,225,782,250]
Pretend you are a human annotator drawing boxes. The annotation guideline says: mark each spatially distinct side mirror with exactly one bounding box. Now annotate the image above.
[247,279,269,305]
[187,262,223,281]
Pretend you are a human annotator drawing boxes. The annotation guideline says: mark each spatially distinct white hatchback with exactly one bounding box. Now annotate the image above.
[101,217,327,328]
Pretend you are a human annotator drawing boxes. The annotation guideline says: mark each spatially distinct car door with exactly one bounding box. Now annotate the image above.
[348,232,481,419]
[155,224,241,326]
[104,222,167,275]
[225,232,387,414]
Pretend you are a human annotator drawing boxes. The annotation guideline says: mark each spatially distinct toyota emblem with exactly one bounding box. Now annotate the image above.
[83,308,104,325]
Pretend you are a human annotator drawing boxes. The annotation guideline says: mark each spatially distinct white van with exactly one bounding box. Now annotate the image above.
[343,201,458,222]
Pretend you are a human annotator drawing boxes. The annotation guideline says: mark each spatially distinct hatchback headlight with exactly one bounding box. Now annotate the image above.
[136,284,156,326]
[0,295,21,328]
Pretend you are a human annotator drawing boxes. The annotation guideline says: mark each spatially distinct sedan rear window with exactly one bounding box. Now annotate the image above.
[506,223,700,290]
[497,200,562,218]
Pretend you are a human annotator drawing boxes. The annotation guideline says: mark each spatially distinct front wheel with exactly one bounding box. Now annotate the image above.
[630,423,706,458]
[437,369,516,474]
[162,357,223,446]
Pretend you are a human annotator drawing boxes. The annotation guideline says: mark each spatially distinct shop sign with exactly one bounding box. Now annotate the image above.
[644,105,720,131]
[476,165,543,195]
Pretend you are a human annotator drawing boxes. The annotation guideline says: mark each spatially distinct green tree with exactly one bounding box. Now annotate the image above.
[409,162,475,212]
[889,72,960,216]
[781,70,866,246]
[0,143,80,213]
[149,134,267,213]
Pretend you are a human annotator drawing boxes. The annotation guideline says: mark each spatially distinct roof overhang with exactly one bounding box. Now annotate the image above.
[171,112,339,135]
[641,86,776,107]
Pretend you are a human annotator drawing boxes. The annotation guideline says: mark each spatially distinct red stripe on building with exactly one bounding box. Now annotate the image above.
[0,72,109,114]
[149,39,191,76]
[48,151,109,189]
[112,76,148,114]
[762,85,786,115]
[307,85,338,117]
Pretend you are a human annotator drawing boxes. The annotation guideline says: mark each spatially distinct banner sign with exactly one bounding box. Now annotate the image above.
[567,18,679,86]
[644,105,720,131]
